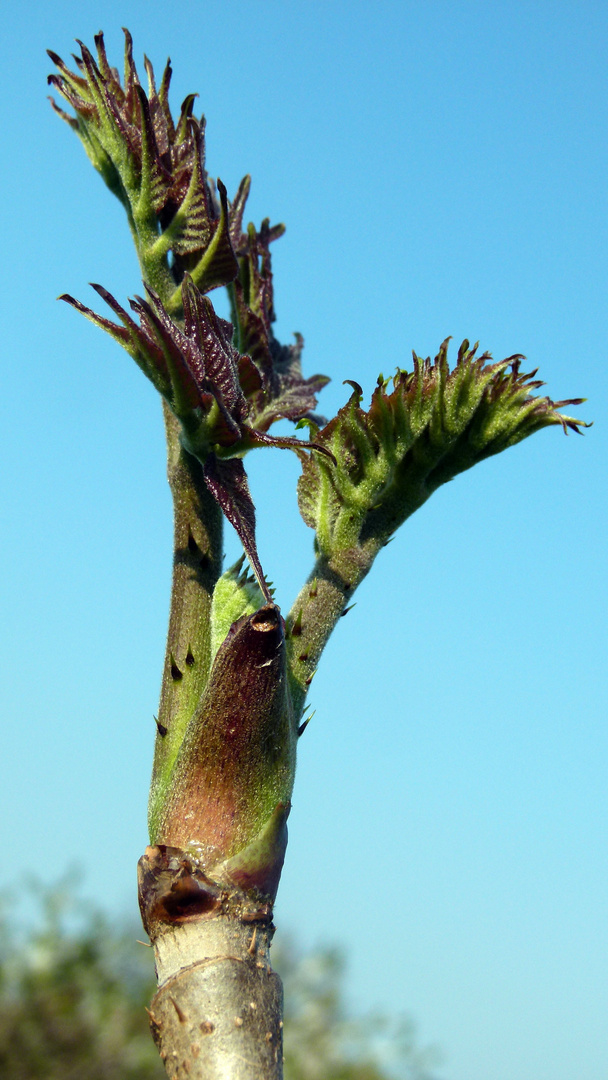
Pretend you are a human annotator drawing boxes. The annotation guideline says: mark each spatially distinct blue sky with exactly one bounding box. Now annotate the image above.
[1,3,606,1079]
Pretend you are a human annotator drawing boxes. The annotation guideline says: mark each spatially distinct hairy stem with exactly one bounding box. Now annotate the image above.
[148,404,223,839]
[286,544,381,718]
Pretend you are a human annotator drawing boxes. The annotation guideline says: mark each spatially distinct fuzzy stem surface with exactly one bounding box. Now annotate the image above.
[148,404,223,838]
[286,544,380,717]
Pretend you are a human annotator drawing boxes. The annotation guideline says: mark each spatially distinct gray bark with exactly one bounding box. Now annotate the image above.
[139,845,284,1080]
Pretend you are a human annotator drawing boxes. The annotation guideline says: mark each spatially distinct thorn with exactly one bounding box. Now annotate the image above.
[298,652,309,662]
[154,716,168,737]
[298,709,315,736]
[170,655,183,681]
[188,530,210,567]
[248,928,257,955]
[187,530,200,556]
[136,939,153,947]
[304,669,317,687]
[341,603,356,617]
[170,996,187,1023]
[289,609,303,637]
[308,578,318,598]
[185,647,195,667]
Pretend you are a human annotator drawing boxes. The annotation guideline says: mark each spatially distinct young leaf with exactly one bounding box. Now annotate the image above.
[298,339,588,561]
[48,32,244,293]
[62,274,329,595]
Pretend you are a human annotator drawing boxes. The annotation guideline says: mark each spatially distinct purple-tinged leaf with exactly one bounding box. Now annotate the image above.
[188,178,240,294]
[165,119,214,254]
[59,292,131,347]
[47,76,96,120]
[182,276,247,420]
[228,174,252,250]
[241,425,336,465]
[203,456,271,602]
[231,221,329,430]
[128,290,200,410]
[48,34,246,290]
[135,84,172,212]
[250,335,331,431]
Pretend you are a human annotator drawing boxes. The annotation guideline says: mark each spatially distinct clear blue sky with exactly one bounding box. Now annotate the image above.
[1,3,606,1079]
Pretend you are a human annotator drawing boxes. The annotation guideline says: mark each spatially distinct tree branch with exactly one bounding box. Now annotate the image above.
[139,845,284,1080]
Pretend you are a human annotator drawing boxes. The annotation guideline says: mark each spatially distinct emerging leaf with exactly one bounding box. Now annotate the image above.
[48,32,244,293]
[210,555,267,661]
[298,339,588,560]
[61,275,329,595]
[232,220,330,431]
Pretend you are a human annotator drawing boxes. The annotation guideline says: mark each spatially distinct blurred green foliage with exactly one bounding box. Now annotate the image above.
[0,882,440,1080]
[279,940,440,1080]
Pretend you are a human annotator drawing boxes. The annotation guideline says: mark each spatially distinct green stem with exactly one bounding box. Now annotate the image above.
[286,543,380,719]
[148,403,223,840]
[134,220,176,305]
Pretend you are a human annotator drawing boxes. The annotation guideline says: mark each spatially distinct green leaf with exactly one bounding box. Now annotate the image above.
[298,339,589,559]
[210,556,267,661]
